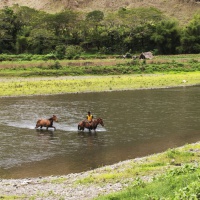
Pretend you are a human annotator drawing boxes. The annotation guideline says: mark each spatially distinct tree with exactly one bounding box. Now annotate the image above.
[101,7,164,54]
[180,14,200,53]
[150,20,180,54]
[82,11,105,51]
[16,36,28,54]
[28,28,57,54]
[0,7,22,53]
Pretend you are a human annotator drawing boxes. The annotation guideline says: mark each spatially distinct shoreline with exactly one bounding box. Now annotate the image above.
[0,142,200,199]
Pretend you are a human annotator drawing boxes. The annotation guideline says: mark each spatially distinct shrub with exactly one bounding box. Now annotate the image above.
[48,61,62,69]
[65,45,84,59]
[55,45,66,59]
[175,181,200,200]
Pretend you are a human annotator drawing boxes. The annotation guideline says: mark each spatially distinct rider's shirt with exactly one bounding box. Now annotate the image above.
[87,115,93,121]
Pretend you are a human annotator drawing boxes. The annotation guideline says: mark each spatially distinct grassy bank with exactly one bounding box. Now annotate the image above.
[94,143,200,199]
[0,72,200,97]
[0,54,199,97]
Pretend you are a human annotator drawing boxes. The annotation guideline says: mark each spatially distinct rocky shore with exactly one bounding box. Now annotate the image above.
[0,155,156,200]
[1,141,200,199]
[0,161,132,199]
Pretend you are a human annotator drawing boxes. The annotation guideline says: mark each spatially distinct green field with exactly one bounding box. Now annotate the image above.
[0,73,200,97]
[0,54,199,97]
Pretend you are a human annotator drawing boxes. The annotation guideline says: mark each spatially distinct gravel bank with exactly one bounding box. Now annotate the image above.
[0,158,149,200]
[1,141,200,199]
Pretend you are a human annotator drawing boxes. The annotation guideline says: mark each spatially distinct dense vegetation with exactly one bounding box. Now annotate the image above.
[0,5,199,58]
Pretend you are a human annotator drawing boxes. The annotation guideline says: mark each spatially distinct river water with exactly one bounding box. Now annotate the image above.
[0,86,200,179]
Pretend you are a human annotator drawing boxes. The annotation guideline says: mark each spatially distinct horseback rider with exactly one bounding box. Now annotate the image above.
[86,111,93,122]
[86,111,93,128]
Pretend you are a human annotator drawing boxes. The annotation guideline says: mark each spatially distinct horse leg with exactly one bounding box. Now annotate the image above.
[80,126,84,131]
[40,126,43,129]
[35,122,41,129]
[78,122,84,131]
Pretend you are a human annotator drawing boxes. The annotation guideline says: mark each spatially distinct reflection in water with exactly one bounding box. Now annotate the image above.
[0,86,200,178]
[36,129,56,145]
[77,131,100,149]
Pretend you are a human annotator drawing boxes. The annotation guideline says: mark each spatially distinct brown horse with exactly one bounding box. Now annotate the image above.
[35,115,58,130]
[78,118,104,131]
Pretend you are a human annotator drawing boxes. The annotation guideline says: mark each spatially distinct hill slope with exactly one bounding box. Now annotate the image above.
[0,0,200,24]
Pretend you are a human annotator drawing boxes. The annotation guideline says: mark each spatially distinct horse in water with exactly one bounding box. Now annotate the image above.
[78,118,104,131]
[35,115,58,130]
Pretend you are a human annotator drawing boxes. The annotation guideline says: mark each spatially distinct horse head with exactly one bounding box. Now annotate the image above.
[52,115,58,122]
[97,118,104,126]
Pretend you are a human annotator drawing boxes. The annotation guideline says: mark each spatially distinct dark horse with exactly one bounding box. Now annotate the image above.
[78,118,104,131]
[35,115,58,130]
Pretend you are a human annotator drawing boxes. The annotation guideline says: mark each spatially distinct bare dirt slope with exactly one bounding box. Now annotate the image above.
[0,0,200,23]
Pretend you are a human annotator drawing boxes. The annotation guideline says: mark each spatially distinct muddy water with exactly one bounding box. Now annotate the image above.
[1,86,200,179]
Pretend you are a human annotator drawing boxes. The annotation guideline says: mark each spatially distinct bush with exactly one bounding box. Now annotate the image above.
[175,181,200,200]
[65,45,84,59]
[55,45,66,59]
[48,61,62,69]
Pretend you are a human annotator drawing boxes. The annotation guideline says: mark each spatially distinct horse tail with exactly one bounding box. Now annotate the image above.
[78,121,83,130]
[78,121,85,130]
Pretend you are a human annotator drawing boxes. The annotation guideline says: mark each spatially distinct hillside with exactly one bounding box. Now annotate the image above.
[0,0,200,24]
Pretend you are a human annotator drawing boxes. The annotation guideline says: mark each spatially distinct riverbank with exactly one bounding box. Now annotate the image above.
[0,72,200,97]
[0,142,200,199]
[0,57,200,199]
[0,53,199,97]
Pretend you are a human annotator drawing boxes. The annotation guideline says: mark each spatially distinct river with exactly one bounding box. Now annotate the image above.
[0,86,200,178]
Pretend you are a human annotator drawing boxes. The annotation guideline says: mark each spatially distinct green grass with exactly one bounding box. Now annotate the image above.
[0,54,199,77]
[0,56,199,88]
[76,144,200,185]
[94,145,200,199]
[96,165,200,200]
[0,72,200,97]
[72,143,200,200]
